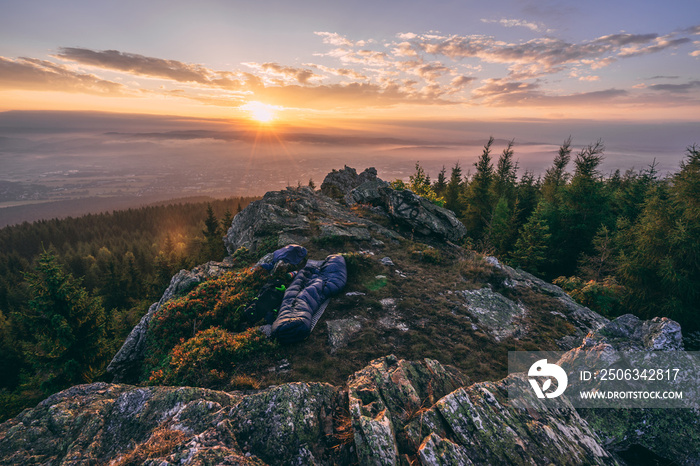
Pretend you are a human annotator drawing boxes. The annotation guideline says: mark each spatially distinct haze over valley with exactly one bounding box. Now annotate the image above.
[2,110,696,226]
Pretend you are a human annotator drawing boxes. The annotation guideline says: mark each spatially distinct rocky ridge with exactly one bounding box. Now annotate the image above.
[1,167,697,465]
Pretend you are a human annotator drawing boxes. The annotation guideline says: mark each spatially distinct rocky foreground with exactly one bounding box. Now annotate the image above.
[1,313,695,465]
[1,167,698,465]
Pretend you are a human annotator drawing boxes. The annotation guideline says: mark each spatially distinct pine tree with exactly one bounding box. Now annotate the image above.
[433,166,447,197]
[493,140,518,204]
[203,203,220,240]
[22,251,107,392]
[557,140,610,275]
[462,137,495,241]
[408,162,443,204]
[488,196,515,255]
[511,202,552,276]
[221,208,234,233]
[445,162,463,213]
[542,137,572,204]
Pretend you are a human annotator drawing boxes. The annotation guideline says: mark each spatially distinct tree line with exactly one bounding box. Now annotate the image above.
[402,138,699,338]
[0,196,256,421]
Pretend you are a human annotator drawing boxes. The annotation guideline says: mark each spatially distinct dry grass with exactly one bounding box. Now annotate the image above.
[229,374,262,390]
[331,409,355,447]
[110,426,189,466]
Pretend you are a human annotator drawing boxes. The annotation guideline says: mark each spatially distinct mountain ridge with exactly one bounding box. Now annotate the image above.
[1,166,696,465]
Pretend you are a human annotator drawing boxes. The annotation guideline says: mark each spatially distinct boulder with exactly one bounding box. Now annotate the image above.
[320,166,378,197]
[404,374,615,465]
[224,186,398,254]
[347,355,467,465]
[229,382,342,465]
[0,383,252,465]
[490,257,610,348]
[346,180,468,242]
[453,287,527,341]
[561,314,699,464]
[581,313,683,351]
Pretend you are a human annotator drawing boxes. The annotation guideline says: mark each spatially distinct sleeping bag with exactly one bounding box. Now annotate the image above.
[271,254,347,343]
[258,244,308,272]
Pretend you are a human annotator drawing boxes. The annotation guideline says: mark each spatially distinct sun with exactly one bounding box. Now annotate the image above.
[242,101,278,123]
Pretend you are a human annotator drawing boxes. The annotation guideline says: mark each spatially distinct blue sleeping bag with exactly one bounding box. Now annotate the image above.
[271,254,347,343]
[259,244,308,272]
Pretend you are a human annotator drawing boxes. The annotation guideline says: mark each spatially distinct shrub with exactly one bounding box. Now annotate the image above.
[149,327,277,387]
[145,267,268,365]
[553,276,624,318]
[409,244,444,264]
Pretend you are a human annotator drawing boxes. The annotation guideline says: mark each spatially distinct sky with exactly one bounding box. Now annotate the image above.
[1,0,699,124]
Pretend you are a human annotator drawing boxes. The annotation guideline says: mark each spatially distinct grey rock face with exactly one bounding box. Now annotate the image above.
[347,355,467,465]
[326,317,363,352]
[582,313,683,351]
[320,166,378,197]
[347,180,468,242]
[229,382,342,465]
[454,288,527,341]
[490,257,610,348]
[0,383,250,465]
[107,261,231,383]
[405,374,615,465]
[8,348,697,465]
[346,355,615,465]
[224,186,398,254]
[561,314,699,464]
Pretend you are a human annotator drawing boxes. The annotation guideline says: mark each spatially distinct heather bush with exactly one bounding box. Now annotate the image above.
[145,267,268,364]
[149,326,277,387]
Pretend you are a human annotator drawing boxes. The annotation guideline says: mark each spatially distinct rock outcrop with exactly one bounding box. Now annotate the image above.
[562,314,700,465]
[224,186,397,254]
[0,355,620,465]
[224,179,466,255]
[320,166,378,197]
[346,180,468,242]
[486,255,610,347]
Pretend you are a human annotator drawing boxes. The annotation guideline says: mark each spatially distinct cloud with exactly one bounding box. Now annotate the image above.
[391,42,419,57]
[242,62,320,84]
[55,47,227,85]
[396,59,450,82]
[408,31,692,79]
[450,76,477,87]
[617,35,691,58]
[0,56,127,95]
[470,78,628,106]
[305,64,368,80]
[328,48,390,65]
[314,32,355,47]
[648,81,700,93]
[481,18,545,32]
[251,81,456,109]
[5,22,699,114]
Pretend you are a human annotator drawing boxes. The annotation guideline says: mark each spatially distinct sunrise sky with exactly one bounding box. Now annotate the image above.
[2,0,699,125]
